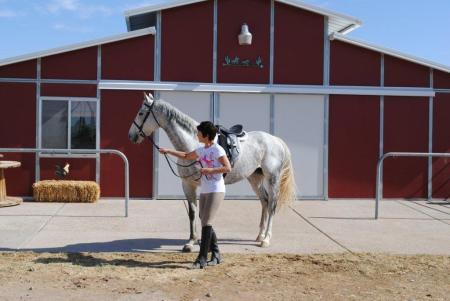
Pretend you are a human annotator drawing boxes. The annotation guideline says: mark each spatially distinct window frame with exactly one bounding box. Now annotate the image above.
[39,96,100,158]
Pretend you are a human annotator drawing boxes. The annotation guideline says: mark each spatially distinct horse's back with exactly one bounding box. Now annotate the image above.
[223,131,286,184]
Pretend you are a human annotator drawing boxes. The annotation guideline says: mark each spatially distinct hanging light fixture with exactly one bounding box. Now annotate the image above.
[238,23,252,45]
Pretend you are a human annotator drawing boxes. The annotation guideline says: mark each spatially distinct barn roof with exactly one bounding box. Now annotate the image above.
[330,32,450,74]
[124,0,363,35]
[0,27,155,67]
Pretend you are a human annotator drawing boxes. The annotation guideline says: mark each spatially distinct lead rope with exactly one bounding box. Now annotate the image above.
[147,135,203,181]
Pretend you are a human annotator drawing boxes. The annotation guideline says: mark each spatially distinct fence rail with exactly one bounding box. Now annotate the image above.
[0,148,129,217]
[375,152,450,219]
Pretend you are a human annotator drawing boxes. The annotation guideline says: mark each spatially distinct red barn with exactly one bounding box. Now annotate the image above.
[0,0,449,201]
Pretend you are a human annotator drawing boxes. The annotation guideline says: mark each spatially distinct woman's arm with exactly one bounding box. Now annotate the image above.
[159,147,198,160]
[201,155,232,175]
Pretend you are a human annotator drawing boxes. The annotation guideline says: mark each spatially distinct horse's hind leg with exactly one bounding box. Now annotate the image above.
[182,180,198,253]
[247,170,268,242]
[261,174,281,248]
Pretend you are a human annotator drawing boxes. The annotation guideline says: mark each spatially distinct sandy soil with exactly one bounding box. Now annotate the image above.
[0,252,449,301]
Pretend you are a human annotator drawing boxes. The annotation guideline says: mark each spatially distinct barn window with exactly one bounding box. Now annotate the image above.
[41,98,97,151]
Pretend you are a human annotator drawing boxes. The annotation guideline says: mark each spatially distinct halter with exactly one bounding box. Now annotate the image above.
[133,100,202,181]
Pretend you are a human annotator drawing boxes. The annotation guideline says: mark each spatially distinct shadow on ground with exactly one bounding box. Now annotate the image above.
[33,252,192,269]
[0,237,258,253]
[0,238,188,253]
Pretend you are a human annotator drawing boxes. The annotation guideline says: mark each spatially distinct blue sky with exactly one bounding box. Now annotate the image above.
[1,0,450,67]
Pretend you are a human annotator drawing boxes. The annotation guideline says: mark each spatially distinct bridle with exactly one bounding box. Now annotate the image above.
[132,100,203,181]
[133,101,157,139]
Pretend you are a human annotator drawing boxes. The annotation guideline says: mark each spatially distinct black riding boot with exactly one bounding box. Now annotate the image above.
[192,225,213,269]
[207,228,221,266]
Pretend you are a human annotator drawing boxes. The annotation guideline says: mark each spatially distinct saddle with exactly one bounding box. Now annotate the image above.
[215,124,246,167]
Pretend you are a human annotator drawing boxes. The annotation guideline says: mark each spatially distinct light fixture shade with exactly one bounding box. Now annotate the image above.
[238,23,252,45]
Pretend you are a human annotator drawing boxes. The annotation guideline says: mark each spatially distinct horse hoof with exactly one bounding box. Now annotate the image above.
[182,244,194,253]
[256,235,264,242]
[260,240,270,248]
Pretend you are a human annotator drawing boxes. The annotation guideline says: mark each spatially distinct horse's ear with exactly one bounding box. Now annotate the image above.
[144,93,154,103]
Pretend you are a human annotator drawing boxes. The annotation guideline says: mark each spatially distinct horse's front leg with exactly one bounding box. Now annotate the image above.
[182,180,198,252]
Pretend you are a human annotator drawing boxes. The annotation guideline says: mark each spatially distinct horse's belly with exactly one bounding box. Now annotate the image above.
[224,172,247,185]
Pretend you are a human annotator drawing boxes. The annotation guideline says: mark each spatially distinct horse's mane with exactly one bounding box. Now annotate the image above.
[155,100,198,134]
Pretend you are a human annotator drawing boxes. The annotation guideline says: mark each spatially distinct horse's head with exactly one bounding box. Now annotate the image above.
[128,93,160,144]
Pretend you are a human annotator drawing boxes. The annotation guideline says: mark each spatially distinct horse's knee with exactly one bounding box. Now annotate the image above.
[188,209,195,220]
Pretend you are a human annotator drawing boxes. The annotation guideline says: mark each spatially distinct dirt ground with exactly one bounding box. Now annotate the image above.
[0,252,449,301]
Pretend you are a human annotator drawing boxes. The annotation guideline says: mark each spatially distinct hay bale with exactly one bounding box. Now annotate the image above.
[32,180,100,203]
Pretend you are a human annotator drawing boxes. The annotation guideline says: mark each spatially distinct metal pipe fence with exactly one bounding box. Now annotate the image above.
[375,152,450,219]
[0,148,129,217]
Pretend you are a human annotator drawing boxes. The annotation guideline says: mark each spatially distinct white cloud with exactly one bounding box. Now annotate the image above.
[43,0,113,19]
[53,23,93,33]
[0,8,18,18]
[47,0,78,13]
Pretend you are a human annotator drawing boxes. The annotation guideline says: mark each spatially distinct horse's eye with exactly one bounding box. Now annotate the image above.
[138,112,144,116]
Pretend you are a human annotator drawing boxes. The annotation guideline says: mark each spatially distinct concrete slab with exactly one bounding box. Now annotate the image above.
[293,200,450,255]
[214,200,345,254]
[17,199,344,254]
[0,202,64,216]
[397,200,450,224]
[0,198,448,255]
[0,216,51,250]
[296,199,428,219]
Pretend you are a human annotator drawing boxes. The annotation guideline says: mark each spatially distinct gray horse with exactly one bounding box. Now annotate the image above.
[128,93,296,251]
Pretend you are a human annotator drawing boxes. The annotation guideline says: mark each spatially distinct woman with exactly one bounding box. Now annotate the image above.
[159,121,231,269]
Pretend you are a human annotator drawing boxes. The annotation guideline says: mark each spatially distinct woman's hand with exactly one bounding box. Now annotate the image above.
[159,147,169,155]
[200,168,214,175]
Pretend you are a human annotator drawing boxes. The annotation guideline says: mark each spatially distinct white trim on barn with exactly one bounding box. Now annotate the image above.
[124,0,362,35]
[330,32,450,74]
[0,27,156,67]
[98,80,435,97]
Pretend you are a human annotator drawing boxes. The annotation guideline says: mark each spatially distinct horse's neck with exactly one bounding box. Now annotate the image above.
[157,112,198,152]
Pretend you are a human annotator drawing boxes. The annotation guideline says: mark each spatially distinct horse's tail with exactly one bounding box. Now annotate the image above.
[277,139,297,211]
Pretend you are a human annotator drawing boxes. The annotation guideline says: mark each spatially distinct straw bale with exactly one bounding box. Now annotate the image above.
[32,180,100,203]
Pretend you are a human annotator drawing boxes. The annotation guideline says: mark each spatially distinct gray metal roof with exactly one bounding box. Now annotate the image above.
[124,0,362,34]
[0,28,155,67]
[330,33,450,74]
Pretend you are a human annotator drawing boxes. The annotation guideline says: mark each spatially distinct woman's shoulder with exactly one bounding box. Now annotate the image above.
[213,143,226,154]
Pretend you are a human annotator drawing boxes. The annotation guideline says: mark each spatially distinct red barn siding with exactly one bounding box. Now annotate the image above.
[40,158,96,181]
[434,70,450,89]
[432,93,450,198]
[217,0,270,84]
[384,56,429,87]
[330,41,380,86]
[0,83,36,196]
[161,1,213,82]
[383,97,428,198]
[0,60,36,78]
[274,2,323,85]
[41,47,97,80]
[41,84,97,98]
[329,95,379,197]
[102,35,154,81]
[100,90,153,197]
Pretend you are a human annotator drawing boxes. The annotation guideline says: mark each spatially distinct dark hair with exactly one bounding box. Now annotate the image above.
[196,121,217,141]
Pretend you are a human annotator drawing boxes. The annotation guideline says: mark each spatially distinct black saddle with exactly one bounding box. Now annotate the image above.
[216,124,246,168]
[218,124,244,136]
